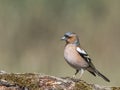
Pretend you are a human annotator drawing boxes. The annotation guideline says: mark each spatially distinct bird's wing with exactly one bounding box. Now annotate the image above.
[76,47,91,62]
[76,47,95,68]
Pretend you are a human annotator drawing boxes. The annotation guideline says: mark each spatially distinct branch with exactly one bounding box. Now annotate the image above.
[0,72,118,90]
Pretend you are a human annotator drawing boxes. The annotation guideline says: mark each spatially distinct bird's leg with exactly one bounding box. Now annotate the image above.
[72,70,79,78]
[75,69,79,75]
[79,69,84,79]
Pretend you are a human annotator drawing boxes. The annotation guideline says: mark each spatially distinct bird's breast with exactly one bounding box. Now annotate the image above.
[64,44,88,69]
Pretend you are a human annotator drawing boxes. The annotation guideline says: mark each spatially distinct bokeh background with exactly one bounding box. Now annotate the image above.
[0,0,120,86]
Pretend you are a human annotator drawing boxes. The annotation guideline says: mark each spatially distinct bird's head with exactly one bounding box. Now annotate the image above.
[61,32,80,45]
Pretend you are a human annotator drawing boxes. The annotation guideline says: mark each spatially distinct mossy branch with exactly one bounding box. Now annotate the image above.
[0,73,119,90]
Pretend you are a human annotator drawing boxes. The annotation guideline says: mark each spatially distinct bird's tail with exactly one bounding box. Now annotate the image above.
[95,69,110,82]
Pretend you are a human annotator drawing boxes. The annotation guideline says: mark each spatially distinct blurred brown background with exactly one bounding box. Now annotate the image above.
[0,0,119,86]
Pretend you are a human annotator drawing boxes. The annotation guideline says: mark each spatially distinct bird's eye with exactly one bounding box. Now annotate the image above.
[64,35,68,37]
[64,35,71,38]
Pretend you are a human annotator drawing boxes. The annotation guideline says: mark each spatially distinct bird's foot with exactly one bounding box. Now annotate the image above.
[71,75,81,82]
[72,75,76,78]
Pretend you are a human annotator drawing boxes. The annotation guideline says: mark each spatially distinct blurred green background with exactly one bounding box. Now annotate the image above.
[0,0,120,86]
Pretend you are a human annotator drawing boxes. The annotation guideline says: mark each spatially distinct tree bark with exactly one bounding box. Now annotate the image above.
[0,73,119,90]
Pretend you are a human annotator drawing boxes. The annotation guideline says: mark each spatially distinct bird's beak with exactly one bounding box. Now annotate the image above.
[61,36,66,41]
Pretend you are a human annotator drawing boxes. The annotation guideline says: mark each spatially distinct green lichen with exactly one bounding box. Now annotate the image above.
[74,81,92,90]
[0,73,40,89]
[112,87,120,90]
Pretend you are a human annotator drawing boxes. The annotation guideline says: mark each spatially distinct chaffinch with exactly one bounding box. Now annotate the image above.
[61,32,110,82]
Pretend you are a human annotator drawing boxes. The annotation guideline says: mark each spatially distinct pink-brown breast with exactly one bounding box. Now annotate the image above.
[64,44,89,69]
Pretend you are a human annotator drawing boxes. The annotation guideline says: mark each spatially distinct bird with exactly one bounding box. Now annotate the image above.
[61,32,110,82]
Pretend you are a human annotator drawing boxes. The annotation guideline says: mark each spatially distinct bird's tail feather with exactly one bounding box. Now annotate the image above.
[95,69,110,82]
[88,70,96,76]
